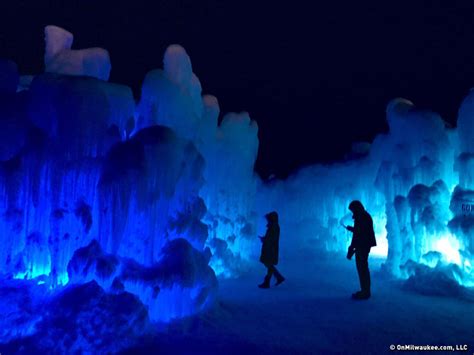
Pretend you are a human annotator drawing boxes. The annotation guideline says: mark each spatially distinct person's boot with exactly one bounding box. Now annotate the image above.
[352,290,370,300]
[273,267,285,286]
[357,272,371,299]
[258,276,271,289]
[275,275,285,286]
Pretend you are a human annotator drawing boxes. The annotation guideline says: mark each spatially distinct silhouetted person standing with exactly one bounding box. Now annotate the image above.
[344,201,376,300]
[258,211,285,289]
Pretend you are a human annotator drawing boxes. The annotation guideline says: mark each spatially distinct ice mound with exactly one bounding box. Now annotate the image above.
[1,280,150,353]
[44,25,111,81]
[402,260,474,301]
[68,239,218,322]
[0,279,48,344]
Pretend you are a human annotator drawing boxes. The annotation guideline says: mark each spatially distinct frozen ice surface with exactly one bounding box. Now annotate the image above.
[0,280,150,353]
[4,256,474,354]
[44,25,111,81]
[121,256,474,354]
[67,239,217,322]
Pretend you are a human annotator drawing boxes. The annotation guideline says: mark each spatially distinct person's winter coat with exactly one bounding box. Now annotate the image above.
[347,201,377,249]
[259,211,280,265]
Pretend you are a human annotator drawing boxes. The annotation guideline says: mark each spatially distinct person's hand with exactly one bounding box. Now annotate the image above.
[346,246,355,260]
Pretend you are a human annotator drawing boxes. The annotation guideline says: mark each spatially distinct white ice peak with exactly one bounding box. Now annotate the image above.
[44,25,111,81]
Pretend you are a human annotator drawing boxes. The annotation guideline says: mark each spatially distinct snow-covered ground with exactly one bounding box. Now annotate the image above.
[124,254,474,354]
[1,252,472,354]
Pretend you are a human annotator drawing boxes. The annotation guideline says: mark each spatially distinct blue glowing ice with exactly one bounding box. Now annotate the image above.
[1,24,474,352]
[257,97,474,291]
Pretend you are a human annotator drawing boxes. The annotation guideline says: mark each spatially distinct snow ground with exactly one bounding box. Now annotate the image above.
[124,254,474,354]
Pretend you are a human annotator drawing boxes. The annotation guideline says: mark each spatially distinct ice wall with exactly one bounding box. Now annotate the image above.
[200,112,260,276]
[137,45,261,277]
[135,44,474,294]
[0,64,217,323]
[257,157,387,258]
[258,96,474,293]
[0,27,264,337]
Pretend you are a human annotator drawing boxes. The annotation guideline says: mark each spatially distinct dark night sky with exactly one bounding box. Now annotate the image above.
[1,1,474,178]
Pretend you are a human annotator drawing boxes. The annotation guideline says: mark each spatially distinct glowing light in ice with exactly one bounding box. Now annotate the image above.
[432,234,462,266]
[372,214,388,257]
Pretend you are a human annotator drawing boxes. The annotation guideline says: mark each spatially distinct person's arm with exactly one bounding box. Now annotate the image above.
[346,245,356,260]
[260,228,270,242]
[347,222,359,251]
[345,225,356,246]
[348,234,356,251]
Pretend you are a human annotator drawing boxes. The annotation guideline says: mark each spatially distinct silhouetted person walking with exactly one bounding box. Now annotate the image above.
[344,200,376,300]
[258,211,285,289]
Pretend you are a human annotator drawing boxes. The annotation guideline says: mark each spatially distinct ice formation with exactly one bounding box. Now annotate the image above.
[137,45,261,276]
[258,96,474,292]
[44,25,111,81]
[68,238,217,322]
[0,30,219,334]
[0,26,258,349]
[0,278,150,352]
[1,23,474,351]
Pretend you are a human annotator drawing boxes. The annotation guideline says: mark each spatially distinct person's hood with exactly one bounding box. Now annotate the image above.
[265,211,279,224]
[348,200,365,215]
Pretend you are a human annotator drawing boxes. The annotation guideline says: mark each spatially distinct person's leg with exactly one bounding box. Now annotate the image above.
[266,265,275,278]
[272,266,281,279]
[355,248,370,297]
[365,249,371,295]
[355,251,364,292]
[259,264,273,288]
[272,266,285,285]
